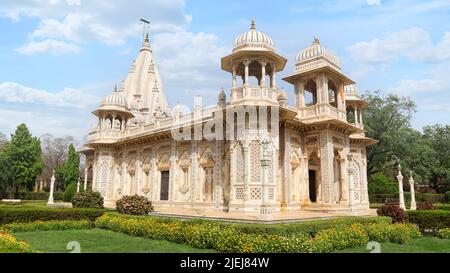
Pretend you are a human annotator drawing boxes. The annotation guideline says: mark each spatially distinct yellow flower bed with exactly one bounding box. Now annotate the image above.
[0,231,32,253]
[95,214,423,253]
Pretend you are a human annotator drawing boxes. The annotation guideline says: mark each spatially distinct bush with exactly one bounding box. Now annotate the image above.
[14,191,63,201]
[116,195,153,215]
[0,231,32,253]
[368,173,398,194]
[435,203,450,210]
[438,228,450,239]
[369,193,446,204]
[417,201,435,210]
[95,214,420,253]
[407,210,450,234]
[2,220,92,233]
[63,183,77,202]
[72,191,104,209]
[229,216,392,236]
[445,191,450,203]
[377,205,408,223]
[0,207,104,225]
[388,223,422,244]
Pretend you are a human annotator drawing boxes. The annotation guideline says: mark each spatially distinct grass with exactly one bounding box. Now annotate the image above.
[14,229,216,253]
[336,237,450,253]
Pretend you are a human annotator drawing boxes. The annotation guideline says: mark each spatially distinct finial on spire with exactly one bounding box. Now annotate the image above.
[251,18,255,30]
[144,32,149,43]
[313,36,320,45]
[114,83,118,92]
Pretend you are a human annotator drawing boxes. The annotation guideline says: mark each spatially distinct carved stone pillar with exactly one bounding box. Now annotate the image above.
[232,63,237,88]
[397,165,406,210]
[260,60,267,87]
[243,144,250,202]
[295,81,305,108]
[409,172,417,210]
[319,130,335,204]
[243,59,250,87]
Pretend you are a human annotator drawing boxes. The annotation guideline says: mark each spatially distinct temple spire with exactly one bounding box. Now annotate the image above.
[251,18,255,30]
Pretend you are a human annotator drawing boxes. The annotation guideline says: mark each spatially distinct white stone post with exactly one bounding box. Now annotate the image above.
[243,59,250,87]
[84,168,88,191]
[260,139,272,220]
[232,63,237,88]
[76,177,80,193]
[347,154,356,212]
[260,60,266,87]
[47,170,55,205]
[397,164,406,210]
[409,172,417,210]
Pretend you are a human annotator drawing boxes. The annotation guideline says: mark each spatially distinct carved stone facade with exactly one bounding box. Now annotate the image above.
[80,20,376,216]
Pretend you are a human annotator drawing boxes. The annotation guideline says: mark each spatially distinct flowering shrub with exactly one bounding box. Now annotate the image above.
[96,214,421,253]
[388,223,422,244]
[72,191,104,209]
[2,220,92,233]
[438,228,450,239]
[116,195,153,215]
[0,231,32,253]
[377,205,408,223]
[417,201,435,210]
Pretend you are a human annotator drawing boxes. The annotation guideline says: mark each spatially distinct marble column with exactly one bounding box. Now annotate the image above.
[397,164,406,210]
[347,155,356,212]
[409,172,417,210]
[47,170,55,205]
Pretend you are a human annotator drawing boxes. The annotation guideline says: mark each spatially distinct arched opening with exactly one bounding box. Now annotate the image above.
[328,80,338,108]
[308,151,320,203]
[304,79,317,106]
[346,106,356,123]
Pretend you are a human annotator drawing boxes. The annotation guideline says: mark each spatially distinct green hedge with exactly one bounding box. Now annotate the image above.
[15,191,63,201]
[0,231,32,253]
[438,228,450,239]
[369,193,446,204]
[435,204,450,210]
[95,214,420,253]
[0,207,104,225]
[1,220,92,233]
[227,216,392,236]
[407,210,450,234]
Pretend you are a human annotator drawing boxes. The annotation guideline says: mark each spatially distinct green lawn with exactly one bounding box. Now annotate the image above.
[336,237,450,253]
[14,229,216,253]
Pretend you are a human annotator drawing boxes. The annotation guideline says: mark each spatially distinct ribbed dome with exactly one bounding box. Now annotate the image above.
[233,20,274,52]
[296,38,340,68]
[101,86,128,108]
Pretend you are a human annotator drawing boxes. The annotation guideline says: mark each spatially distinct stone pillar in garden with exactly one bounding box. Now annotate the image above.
[397,164,406,210]
[47,170,55,205]
[409,172,417,210]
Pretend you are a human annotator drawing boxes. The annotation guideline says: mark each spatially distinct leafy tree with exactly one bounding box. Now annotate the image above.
[368,173,398,194]
[3,124,44,194]
[57,143,80,187]
[363,91,416,176]
[0,132,7,148]
[423,125,450,192]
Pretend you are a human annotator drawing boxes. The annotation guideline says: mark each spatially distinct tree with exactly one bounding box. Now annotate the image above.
[40,134,75,190]
[57,143,80,187]
[423,125,450,192]
[0,132,7,148]
[363,91,416,176]
[3,124,44,193]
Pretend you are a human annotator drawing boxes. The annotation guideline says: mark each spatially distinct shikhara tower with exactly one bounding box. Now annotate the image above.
[80,20,376,219]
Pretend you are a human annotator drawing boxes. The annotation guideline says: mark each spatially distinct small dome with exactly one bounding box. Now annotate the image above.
[173,103,183,115]
[218,89,226,101]
[296,38,340,68]
[233,19,274,52]
[101,85,128,108]
[277,90,288,102]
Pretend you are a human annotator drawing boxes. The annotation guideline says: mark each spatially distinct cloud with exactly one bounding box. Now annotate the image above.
[15,39,81,55]
[347,27,450,64]
[366,0,381,6]
[0,82,101,108]
[392,78,444,95]
[2,0,191,51]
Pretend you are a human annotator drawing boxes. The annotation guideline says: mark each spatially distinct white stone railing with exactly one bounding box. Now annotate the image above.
[232,86,278,102]
[298,103,346,122]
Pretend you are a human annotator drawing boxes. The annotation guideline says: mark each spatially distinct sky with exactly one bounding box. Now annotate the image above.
[0,0,449,145]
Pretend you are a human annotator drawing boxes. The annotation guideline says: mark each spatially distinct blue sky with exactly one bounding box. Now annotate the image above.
[0,0,449,144]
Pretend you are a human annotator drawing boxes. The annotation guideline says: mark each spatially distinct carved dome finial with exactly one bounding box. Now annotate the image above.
[251,18,255,30]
